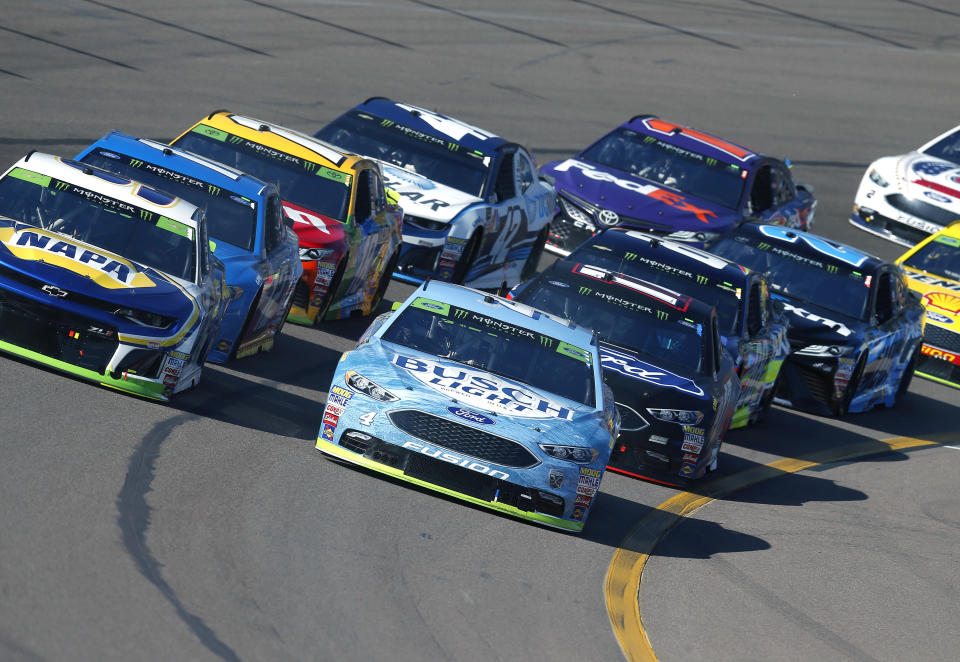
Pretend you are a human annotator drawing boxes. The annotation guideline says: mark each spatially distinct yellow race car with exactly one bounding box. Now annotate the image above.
[897,221,960,388]
[171,111,403,325]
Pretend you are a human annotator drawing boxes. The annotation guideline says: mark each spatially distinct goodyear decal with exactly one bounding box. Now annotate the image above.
[0,227,155,289]
[599,344,705,396]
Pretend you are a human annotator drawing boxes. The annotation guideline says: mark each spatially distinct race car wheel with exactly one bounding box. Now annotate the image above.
[896,344,920,401]
[314,256,347,325]
[754,367,784,425]
[451,231,481,285]
[370,250,399,313]
[837,354,866,416]
[272,289,296,348]
[520,225,549,282]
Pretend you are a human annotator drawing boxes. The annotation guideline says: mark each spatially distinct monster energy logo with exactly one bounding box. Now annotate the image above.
[207,184,221,195]
[381,119,395,127]
[54,181,70,191]
[826,264,838,274]
[643,136,656,143]
[695,275,709,284]
[656,310,668,320]
[540,336,554,348]
[447,143,458,151]
[139,209,152,220]
[129,158,144,168]
[706,157,718,166]
[453,309,468,319]
[578,286,592,295]
[757,242,771,250]
[229,135,244,144]
[303,162,316,172]
[624,252,638,261]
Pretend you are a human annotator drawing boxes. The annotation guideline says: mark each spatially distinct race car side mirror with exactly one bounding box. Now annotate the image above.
[283,214,295,229]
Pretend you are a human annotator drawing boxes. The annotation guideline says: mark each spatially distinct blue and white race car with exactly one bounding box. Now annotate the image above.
[315,281,619,532]
[315,98,555,288]
[76,132,302,362]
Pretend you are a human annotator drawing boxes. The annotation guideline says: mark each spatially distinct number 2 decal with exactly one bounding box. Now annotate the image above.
[489,205,525,265]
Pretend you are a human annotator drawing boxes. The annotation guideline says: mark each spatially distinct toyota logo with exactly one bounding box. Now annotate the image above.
[597,209,620,227]
[41,284,68,298]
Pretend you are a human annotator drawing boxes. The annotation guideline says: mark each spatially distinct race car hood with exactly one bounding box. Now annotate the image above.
[542,158,737,232]
[774,294,863,346]
[378,163,482,223]
[282,199,346,249]
[0,221,197,319]
[902,266,960,327]
[359,340,604,447]
[893,153,960,213]
[598,342,710,400]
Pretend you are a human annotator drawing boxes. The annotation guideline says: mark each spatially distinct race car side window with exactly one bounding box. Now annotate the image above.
[371,168,387,212]
[494,151,517,202]
[197,210,210,278]
[516,151,536,193]
[265,194,284,253]
[747,280,764,336]
[874,269,895,324]
[712,317,723,375]
[772,166,794,205]
[355,169,374,221]
[749,165,773,214]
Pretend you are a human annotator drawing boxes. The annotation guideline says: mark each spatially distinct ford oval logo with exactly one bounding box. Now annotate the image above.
[447,406,494,425]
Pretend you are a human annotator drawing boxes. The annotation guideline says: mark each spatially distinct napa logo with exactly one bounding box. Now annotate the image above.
[0,227,155,289]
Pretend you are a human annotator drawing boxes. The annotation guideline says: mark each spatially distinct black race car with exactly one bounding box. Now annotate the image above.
[511,262,739,483]
[710,223,924,416]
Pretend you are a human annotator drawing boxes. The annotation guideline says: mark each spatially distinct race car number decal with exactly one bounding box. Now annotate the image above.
[758,224,868,267]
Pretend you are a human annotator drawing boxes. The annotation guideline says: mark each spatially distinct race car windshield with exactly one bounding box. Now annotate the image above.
[172,129,351,223]
[520,284,705,375]
[711,236,869,320]
[903,236,960,281]
[381,300,596,407]
[0,169,197,281]
[580,127,745,210]
[922,128,960,165]
[566,243,741,335]
[80,150,257,251]
[316,112,490,197]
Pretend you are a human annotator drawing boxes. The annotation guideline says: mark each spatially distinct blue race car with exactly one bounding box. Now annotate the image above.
[315,281,619,532]
[0,152,229,400]
[541,115,816,254]
[710,223,925,416]
[315,98,555,288]
[76,132,302,362]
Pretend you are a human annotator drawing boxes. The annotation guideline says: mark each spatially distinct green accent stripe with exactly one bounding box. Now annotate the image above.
[315,438,584,532]
[762,358,784,383]
[157,216,194,240]
[317,166,351,186]
[915,370,960,389]
[557,341,591,365]
[193,124,228,142]
[730,404,751,429]
[9,167,51,187]
[410,297,451,316]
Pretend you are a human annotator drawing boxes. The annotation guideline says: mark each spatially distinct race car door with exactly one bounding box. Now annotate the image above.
[861,266,910,392]
[747,162,805,228]
[342,167,390,302]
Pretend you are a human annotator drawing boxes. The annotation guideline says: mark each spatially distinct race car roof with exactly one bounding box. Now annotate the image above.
[353,97,508,156]
[6,152,201,229]
[81,131,271,200]
[615,115,762,167]
[183,111,362,173]
[727,222,884,274]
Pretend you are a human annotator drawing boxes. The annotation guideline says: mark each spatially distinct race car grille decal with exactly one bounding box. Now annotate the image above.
[388,409,540,469]
[924,324,960,353]
[885,194,956,226]
[790,362,832,405]
[0,264,145,319]
[0,286,118,372]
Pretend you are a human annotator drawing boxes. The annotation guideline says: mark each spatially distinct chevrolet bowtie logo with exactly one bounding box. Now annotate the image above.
[41,284,68,298]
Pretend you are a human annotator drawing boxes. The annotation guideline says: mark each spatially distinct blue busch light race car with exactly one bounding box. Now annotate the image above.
[315,98,555,288]
[541,115,816,254]
[0,152,230,400]
[710,223,925,416]
[527,227,789,429]
[511,262,740,484]
[76,132,302,362]
[315,281,619,532]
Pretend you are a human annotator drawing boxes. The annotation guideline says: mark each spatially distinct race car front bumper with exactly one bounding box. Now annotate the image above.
[850,201,948,247]
[917,325,960,389]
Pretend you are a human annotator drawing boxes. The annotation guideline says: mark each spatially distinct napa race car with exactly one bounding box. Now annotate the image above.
[524,227,788,429]
[851,125,960,246]
[315,98,554,288]
[511,261,739,484]
[0,152,229,400]
[541,115,816,254]
[896,222,960,388]
[171,111,402,325]
[315,281,619,532]
[710,223,924,416]
[76,132,302,362]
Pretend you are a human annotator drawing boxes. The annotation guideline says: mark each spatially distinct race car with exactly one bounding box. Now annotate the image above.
[315,281,619,532]
[851,125,960,246]
[0,152,229,400]
[896,222,960,388]
[314,98,555,288]
[710,223,924,416]
[541,115,816,254]
[170,111,403,325]
[76,132,302,362]
[511,261,739,484]
[521,227,789,429]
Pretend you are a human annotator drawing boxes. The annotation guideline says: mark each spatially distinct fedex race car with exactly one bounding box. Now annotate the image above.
[710,223,924,416]
[315,281,619,532]
[529,228,789,429]
[896,222,960,388]
[851,125,960,246]
[171,111,402,325]
[511,262,739,483]
[541,115,816,254]
[76,132,302,362]
[315,98,555,288]
[0,153,229,400]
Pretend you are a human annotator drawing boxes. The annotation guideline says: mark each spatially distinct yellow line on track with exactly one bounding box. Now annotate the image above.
[604,434,956,662]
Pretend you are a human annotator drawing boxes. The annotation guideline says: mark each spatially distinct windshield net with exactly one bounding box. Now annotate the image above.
[316,111,490,197]
[173,127,351,222]
[0,166,196,281]
[580,127,746,210]
[904,234,960,281]
[381,297,595,407]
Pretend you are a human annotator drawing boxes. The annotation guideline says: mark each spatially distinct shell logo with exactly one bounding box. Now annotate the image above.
[923,291,960,315]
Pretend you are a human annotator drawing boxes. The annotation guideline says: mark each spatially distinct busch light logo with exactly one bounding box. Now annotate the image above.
[447,406,495,425]
[599,345,705,397]
[912,161,953,177]
[393,354,575,420]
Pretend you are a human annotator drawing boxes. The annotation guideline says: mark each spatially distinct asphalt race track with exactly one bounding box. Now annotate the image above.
[1,2,958,661]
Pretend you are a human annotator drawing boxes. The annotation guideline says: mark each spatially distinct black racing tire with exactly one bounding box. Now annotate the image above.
[370,250,399,313]
[520,224,550,283]
[315,257,347,325]
[451,231,481,285]
[754,365,784,425]
[837,353,866,416]
[896,344,921,401]
[270,289,296,351]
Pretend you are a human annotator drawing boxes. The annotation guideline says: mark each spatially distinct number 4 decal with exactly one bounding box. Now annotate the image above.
[358,412,377,426]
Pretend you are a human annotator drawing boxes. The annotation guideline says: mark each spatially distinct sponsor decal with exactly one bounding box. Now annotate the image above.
[679,462,695,477]
[600,345,705,396]
[548,280,570,288]
[758,224,868,268]
[682,425,704,436]
[926,310,953,324]
[163,374,178,387]
[392,354,576,420]
[401,440,510,479]
[649,434,669,445]
[912,161,953,177]
[922,344,960,365]
[681,441,704,453]
[447,407,494,425]
[165,356,186,371]
[682,452,700,463]
[548,469,565,489]
[923,291,960,315]
[572,507,585,521]
[327,384,354,408]
[783,303,853,337]
[577,484,597,497]
[324,403,344,417]
[923,190,953,205]
[574,494,593,508]
[908,273,960,292]
[321,422,336,441]
[323,411,339,427]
